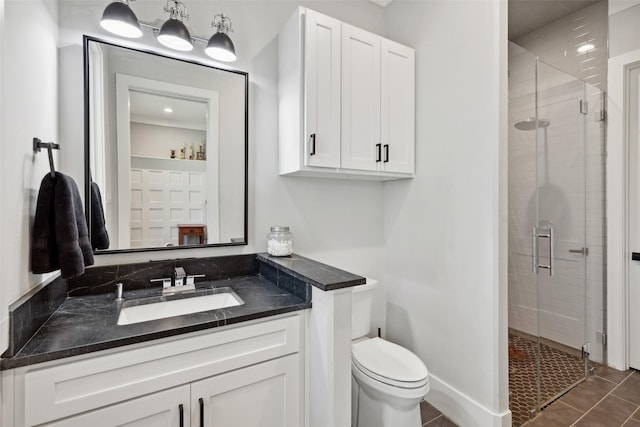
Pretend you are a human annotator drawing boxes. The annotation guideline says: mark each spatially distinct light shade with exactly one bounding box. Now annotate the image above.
[100,1,142,38]
[157,18,193,51]
[205,32,236,62]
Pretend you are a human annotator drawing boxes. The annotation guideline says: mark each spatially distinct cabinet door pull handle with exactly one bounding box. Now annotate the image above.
[383,144,389,163]
[309,134,316,156]
[199,397,204,427]
[179,404,184,427]
[376,143,382,162]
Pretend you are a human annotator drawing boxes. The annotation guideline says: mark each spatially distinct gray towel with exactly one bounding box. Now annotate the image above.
[32,172,94,278]
[90,181,109,250]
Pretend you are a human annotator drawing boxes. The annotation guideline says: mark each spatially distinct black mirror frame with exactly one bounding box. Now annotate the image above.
[83,35,249,254]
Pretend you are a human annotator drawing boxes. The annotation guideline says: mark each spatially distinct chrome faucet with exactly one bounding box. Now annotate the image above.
[151,267,205,295]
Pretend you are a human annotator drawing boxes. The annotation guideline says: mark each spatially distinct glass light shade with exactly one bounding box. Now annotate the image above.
[205,32,237,62]
[157,18,193,51]
[100,1,143,38]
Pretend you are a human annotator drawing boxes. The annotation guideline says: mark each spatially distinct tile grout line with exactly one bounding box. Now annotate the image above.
[569,371,636,426]
[424,414,443,426]
[621,410,638,426]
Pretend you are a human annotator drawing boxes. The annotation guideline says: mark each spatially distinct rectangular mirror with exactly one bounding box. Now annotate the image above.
[84,36,248,253]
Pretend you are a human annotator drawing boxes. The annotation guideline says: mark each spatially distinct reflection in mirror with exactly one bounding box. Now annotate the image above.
[85,36,248,253]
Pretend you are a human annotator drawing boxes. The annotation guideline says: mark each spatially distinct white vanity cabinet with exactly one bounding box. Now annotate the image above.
[42,385,191,427]
[278,7,415,180]
[5,314,303,427]
[193,354,300,427]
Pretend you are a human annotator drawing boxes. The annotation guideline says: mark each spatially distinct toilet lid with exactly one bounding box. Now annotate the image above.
[352,338,428,387]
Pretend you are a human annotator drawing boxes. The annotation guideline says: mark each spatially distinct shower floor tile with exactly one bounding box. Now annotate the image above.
[509,334,598,426]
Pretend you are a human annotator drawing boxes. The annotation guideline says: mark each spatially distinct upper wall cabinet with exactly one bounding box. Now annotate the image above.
[278,8,415,180]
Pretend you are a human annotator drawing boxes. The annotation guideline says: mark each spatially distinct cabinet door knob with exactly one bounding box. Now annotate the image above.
[179,404,184,427]
[376,143,382,162]
[199,397,204,427]
[309,134,316,156]
[384,144,389,163]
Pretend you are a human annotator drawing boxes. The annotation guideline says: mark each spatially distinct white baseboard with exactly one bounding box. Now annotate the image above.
[426,373,511,427]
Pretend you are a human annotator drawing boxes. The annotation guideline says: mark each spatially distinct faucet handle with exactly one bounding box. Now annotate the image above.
[186,274,206,286]
[115,283,124,302]
[151,277,173,288]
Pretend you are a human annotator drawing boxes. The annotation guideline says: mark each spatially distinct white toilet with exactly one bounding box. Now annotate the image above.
[351,279,429,427]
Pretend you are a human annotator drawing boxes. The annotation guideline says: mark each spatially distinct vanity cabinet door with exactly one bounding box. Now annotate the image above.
[42,385,190,427]
[304,9,341,169]
[191,354,301,427]
[380,38,415,174]
[341,24,381,172]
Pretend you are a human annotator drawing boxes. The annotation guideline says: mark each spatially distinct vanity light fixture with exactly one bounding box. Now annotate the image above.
[100,0,143,38]
[157,0,193,52]
[205,14,237,63]
[99,1,238,60]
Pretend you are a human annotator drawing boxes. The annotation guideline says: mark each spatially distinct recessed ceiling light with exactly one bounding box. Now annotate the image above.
[164,107,173,113]
[577,43,595,53]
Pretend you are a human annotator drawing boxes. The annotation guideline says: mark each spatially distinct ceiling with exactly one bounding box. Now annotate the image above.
[508,0,600,40]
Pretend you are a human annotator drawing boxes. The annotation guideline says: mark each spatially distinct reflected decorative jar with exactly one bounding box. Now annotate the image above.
[267,226,293,256]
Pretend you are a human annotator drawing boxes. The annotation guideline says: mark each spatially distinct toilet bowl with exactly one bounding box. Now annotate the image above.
[351,280,429,427]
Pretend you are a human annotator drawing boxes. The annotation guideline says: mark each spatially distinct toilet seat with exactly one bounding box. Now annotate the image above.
[352,338,428,389]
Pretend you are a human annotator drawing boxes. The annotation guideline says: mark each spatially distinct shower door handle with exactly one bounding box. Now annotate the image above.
[569,247,589,256]
[533,226,554,276]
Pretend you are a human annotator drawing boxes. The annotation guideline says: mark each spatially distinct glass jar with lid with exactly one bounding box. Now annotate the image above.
[267,226,293,256]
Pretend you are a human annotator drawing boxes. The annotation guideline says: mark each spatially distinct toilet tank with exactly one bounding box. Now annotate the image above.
[351,279,378,340]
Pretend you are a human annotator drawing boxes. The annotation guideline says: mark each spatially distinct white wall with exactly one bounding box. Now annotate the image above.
[383,1,509,425]
[0,0,59,353]
[130,123,206,158]
[0,0,59,416]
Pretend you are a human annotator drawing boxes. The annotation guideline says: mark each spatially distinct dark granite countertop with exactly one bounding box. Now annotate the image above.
[1,275,310,370]
[1,253,365,371]
[257,253,365,291]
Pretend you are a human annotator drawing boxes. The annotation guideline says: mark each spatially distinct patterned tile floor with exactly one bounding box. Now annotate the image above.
[509,334,598,426]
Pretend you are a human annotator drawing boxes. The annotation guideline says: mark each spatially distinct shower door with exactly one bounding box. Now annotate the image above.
[533,61,590,409]
[508,44,603,422]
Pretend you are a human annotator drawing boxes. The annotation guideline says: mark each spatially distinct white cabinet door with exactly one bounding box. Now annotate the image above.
[341,24,380,172]
[304,9,341,168]
[380,38,415,174]
[43,385,190,427]
[192,354,301,427]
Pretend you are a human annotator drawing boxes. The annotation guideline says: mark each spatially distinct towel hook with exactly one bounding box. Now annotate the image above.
[33,137,60,178]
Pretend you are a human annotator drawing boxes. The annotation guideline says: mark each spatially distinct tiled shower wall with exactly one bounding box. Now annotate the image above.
[508,44,606,362]
[508,1,607,363]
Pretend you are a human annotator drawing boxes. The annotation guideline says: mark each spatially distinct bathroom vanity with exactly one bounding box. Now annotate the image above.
[1,253,365,427]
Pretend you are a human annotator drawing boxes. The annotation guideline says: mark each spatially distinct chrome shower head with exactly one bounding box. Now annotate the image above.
[514,117,550,131]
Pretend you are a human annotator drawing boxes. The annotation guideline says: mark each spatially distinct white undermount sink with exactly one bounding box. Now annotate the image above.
[117,287,244,326]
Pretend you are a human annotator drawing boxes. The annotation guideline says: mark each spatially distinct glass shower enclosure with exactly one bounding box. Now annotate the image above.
[508,42,606,424]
